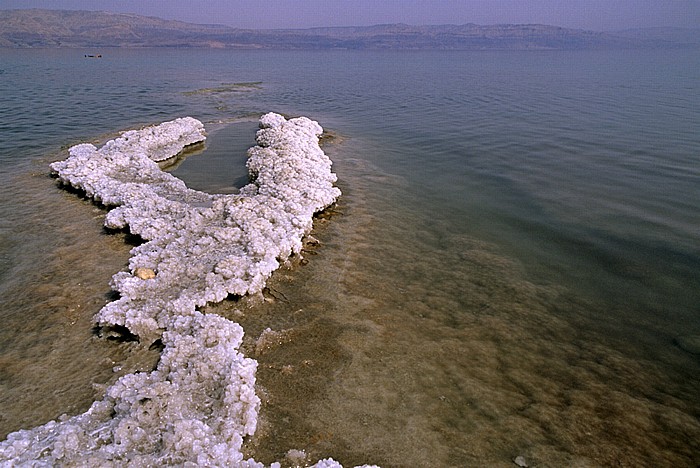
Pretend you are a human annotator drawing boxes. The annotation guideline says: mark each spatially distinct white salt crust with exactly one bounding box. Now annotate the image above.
[0,115,375,467]
[0,313,261,466]
[51,113,341,344]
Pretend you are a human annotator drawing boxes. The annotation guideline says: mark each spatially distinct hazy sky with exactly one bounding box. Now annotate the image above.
[1,0,699,31]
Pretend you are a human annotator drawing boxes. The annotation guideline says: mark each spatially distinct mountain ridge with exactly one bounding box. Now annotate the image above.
[1,9,699,50]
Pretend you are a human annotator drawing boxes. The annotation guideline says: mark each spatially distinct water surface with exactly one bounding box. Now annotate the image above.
[0,48,698,466]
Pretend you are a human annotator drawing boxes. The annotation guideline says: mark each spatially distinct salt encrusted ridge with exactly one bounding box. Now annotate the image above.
[0,115,377,467]
[0,313,261,466]
[50,113,341,344]
[111,116,207,162]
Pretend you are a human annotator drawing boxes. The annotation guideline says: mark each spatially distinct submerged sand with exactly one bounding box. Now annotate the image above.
[0,115,375,468]
[1,119,698,467]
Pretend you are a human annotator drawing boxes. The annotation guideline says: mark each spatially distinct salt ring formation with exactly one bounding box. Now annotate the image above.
[0,113,374,467]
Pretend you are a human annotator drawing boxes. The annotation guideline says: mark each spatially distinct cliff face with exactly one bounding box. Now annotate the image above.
[1,9,698,49]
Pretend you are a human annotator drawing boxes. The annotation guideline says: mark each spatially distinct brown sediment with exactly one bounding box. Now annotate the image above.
[2,128,698,467]
[234,147,700,467]
[182,82,264,96]
[0,157,159,440]
[319,129,346,147]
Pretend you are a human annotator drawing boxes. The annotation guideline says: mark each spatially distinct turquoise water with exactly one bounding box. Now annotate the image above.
[0,48,699,466]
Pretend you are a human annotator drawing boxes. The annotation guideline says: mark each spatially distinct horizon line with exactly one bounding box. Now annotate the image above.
[3,8,699,34]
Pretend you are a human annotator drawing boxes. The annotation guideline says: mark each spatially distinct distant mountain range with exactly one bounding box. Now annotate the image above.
[2,9,699,50]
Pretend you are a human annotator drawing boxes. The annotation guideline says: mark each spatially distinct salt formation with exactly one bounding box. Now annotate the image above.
[50,112,341,345]
[0,115,372,467]
[112,116,207,162]
[0,313,260,466]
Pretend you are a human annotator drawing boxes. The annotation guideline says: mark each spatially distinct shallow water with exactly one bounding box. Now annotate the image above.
[0,48,698,466]
[166,119,260,193]
[0,157,160,440]
[226,138,700,466]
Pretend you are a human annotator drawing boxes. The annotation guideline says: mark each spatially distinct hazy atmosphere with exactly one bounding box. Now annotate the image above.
[2,0,699,30]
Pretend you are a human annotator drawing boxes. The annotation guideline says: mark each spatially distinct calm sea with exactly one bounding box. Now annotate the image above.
[0,48,698,466]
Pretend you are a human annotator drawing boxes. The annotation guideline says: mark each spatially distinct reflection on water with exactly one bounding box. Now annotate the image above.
[166,120,260,193]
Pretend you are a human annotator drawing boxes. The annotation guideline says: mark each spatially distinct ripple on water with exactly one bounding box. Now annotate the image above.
[1,124,698,467]
[227,149,700,467]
